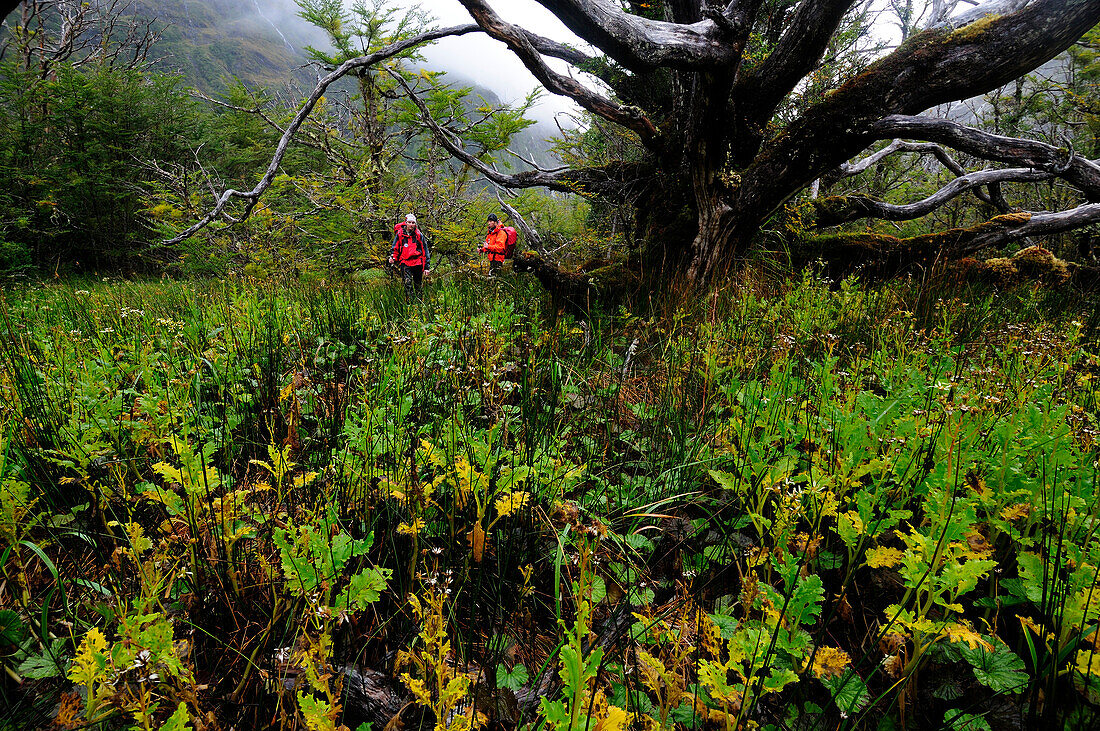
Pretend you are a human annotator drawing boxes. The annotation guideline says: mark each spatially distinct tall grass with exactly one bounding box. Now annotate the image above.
[0,270,1098,731]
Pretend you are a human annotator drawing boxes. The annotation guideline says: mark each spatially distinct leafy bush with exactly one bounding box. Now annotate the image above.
[1,272,1098,730]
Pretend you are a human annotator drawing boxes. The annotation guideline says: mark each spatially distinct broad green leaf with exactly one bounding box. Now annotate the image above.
[944,710,992,731]
[344,566,392,610]
[708,469,740,492]
[496,663,529,691]
[837,511,865,548]
[160,702,193,731]
[669,701,699,725]
[297,691,337,731]
[540,698,569,728]
[958,639,1028,694]
[558,644,583,696]
[589,575,607,604]
[786,573,824,628]
[0,609,27,645]
[1015,553,1047,603]
[709,613,739,639]
[940,559,995,599]
[17,639,67,679]
[761,668,798,694]
[823,669,870,715]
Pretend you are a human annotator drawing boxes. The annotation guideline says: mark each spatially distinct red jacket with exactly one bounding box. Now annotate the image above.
[392,223,429,267]
[483,225,508,262]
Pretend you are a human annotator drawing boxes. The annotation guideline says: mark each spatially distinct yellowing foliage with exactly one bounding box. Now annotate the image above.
[811,647,852,680]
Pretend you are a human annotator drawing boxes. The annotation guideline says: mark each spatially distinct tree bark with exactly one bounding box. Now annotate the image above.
[727,0,1100,244]
[811,168,1052,226]
[166,0,1100,284]
[581,0,1100,282]
[791,204,1100,279]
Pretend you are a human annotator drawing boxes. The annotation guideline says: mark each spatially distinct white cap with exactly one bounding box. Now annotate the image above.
[405,213,416,224]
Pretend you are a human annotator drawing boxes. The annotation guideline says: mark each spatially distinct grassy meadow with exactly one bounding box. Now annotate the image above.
[1,270,1099,731]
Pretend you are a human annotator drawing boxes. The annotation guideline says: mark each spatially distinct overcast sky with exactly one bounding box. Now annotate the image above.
[392,0,586,123]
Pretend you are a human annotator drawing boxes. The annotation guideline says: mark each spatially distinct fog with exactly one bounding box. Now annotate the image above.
[389,1,586,125]
[397,2,582,98]
[249,0,586,126]
[239,0,332,52]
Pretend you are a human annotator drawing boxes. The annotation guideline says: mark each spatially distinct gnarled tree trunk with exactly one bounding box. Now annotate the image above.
[170,0,1100,287]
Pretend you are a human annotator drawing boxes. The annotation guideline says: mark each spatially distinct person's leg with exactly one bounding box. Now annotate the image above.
[411,265,424,298]
[400,264,416,299]
[488,258,502,276]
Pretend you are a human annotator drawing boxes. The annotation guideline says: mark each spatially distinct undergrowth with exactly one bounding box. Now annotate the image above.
[0,270,1098,731]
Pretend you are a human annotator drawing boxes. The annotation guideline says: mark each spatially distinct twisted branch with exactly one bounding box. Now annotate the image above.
[163,23,482,245]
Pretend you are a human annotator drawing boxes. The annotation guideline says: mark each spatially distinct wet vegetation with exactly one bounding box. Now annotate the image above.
[2,271,1099,730]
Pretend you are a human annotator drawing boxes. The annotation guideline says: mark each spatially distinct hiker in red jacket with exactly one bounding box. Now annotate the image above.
[389,213,431,299]
[479,213,508,276]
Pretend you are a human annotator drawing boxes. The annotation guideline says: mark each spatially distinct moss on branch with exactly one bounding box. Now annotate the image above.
[511,252,640,319]
[791,213,1035,278]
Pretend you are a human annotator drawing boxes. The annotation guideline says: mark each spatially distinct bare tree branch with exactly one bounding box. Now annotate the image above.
[503,147,570,173]
[455,0,661,148]
[836,139,916,177]
[520,30,595,67]
[163,23,482,245]
[929,0,1029,30]
[526,0,739,70]
[494,190,546,252]
[814,166,1052,226]
[832,138,1013,210]
[11,0,160,77]
[732,0,1100,232]
[868,115,1100,198]
[192,87,361,179]
[390,68,647,198]
[957,202,1100,254]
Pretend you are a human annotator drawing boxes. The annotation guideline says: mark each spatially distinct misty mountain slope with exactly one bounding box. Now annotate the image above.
[8,0,562,164]
[134,0,323,91]
[434,70,563,169]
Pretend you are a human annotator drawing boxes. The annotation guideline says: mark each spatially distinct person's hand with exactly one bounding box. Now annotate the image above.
[387,255,394,264]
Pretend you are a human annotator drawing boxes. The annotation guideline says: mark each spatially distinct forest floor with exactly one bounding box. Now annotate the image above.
[1,269,1099,731]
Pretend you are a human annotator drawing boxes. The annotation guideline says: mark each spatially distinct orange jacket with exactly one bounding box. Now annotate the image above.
[483,225,508,261]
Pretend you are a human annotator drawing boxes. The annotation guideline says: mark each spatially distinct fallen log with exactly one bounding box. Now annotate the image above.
[339,667,409,731]
[511,253,640,320]
[948,246,1100,289]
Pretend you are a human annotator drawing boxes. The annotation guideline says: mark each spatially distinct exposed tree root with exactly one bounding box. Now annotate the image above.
[511,253,639,319]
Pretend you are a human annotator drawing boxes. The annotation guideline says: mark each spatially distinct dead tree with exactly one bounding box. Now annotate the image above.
[2,0,159,76]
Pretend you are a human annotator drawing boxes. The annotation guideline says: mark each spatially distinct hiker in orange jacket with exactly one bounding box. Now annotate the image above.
[479,213,508,276]
[388,213,431,299]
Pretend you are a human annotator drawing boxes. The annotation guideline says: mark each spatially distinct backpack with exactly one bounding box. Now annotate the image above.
[395,223,429,267]
[502,226,518,259]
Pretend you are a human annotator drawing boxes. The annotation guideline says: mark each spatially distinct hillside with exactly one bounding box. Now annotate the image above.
[134,0,323,91]
[1,0,561,167]
[134,0,561,164]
